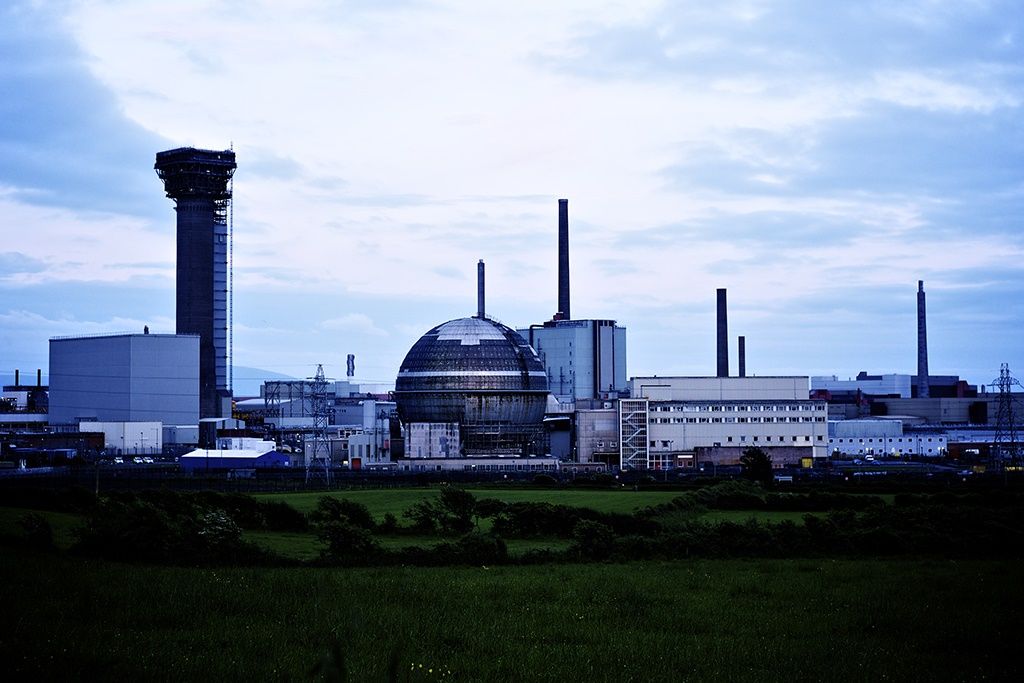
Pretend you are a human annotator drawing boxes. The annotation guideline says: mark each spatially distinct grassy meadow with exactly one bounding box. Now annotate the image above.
[2,546,1020,681]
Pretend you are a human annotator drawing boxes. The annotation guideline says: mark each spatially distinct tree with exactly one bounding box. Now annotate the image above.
[438,487,477,534]
[740,447,773,486]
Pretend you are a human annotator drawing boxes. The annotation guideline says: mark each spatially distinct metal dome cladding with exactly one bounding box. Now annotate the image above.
[393,317,549,442]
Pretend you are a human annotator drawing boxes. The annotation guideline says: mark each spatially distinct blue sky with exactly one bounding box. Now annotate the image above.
[1,0,1022,393]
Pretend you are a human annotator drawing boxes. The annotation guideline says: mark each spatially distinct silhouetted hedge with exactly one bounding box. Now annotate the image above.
[492,501,658,538]
[73,495,272,566]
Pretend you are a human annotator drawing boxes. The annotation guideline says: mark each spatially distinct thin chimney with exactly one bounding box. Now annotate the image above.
[917,280,930,398]
[14,369,19,386]
[557,198,570,320]
[738,336,746,378]
[716,288,729,377]
[477,259,486,319]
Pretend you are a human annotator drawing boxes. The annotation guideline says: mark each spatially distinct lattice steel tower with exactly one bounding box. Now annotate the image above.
[990,363,1022,469]
[155,147,237,418]
[306,364,333,484]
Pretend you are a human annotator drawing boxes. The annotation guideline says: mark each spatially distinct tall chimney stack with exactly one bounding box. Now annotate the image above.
[477,259,486,319]
[738,336,746,378]
[716,288,729,377]
[37,369,41,387]
[14,369,19,387]
[557,198,570,320]
[917,280,930,398]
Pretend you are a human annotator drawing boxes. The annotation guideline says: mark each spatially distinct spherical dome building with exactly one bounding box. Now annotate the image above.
[393,316,549,455]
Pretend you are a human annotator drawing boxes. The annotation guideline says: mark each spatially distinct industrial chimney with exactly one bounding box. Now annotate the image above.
[477,259,486,319]
[716,288,729,377]
[738,336,746,378]
[917,280,930,398]
[557,198,570,320]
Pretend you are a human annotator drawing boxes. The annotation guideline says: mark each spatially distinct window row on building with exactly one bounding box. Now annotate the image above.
[650,403,826,413]
[651,416,825,424]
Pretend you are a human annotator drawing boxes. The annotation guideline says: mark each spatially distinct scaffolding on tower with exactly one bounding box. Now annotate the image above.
[989,363,1022,471]
[306,364,333,484]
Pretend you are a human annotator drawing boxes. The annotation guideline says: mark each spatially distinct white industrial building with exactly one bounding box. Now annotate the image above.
[48,333,199,426]
[828,419,948,457]
[331,399,397,466]
[79,421,162,455]
[518,319,627,404]
[621,377,829,470]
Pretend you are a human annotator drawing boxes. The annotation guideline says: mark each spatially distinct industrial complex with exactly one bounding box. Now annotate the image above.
[1,148,1022,480]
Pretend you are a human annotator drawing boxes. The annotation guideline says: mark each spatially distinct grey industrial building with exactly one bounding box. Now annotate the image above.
[48,333,199,426]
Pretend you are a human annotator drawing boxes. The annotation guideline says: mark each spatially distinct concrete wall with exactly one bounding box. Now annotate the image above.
[406,422,460,458]
[576,408,619,464]
[695,445,812,468]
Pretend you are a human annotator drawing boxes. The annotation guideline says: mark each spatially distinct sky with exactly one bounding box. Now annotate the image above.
[1,0,1022,394]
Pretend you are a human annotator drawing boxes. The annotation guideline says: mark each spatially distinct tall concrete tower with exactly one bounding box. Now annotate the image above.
[155,147,236,418]
[917,280,930,399]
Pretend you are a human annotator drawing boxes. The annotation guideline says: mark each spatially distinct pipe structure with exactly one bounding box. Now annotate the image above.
[477,259,486,319]
[917,280,930,398]
[557,198,570,320]
[738,336,746,378]
[716,288,729,377]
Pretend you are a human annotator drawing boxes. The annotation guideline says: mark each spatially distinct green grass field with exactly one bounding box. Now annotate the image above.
[1,547,1019,681]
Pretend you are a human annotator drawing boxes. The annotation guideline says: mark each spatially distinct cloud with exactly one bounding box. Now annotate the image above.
[0,3,169,217]
[0,252,47,276]
[320,313,389,337]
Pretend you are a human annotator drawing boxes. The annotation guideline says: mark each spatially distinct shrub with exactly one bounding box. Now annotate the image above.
[74,496,266,565]
[569,520,616,561]
[438,487,477,534]
[474,498,507,519]
[379,512,399,534]
[18,513,53,550]
[403,500,441,534]
[434,531,508,566]
[310,497,375,530]
[317,520,381,564]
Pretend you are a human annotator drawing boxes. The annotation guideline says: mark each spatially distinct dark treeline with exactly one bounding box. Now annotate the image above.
[2,483,1023,568]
